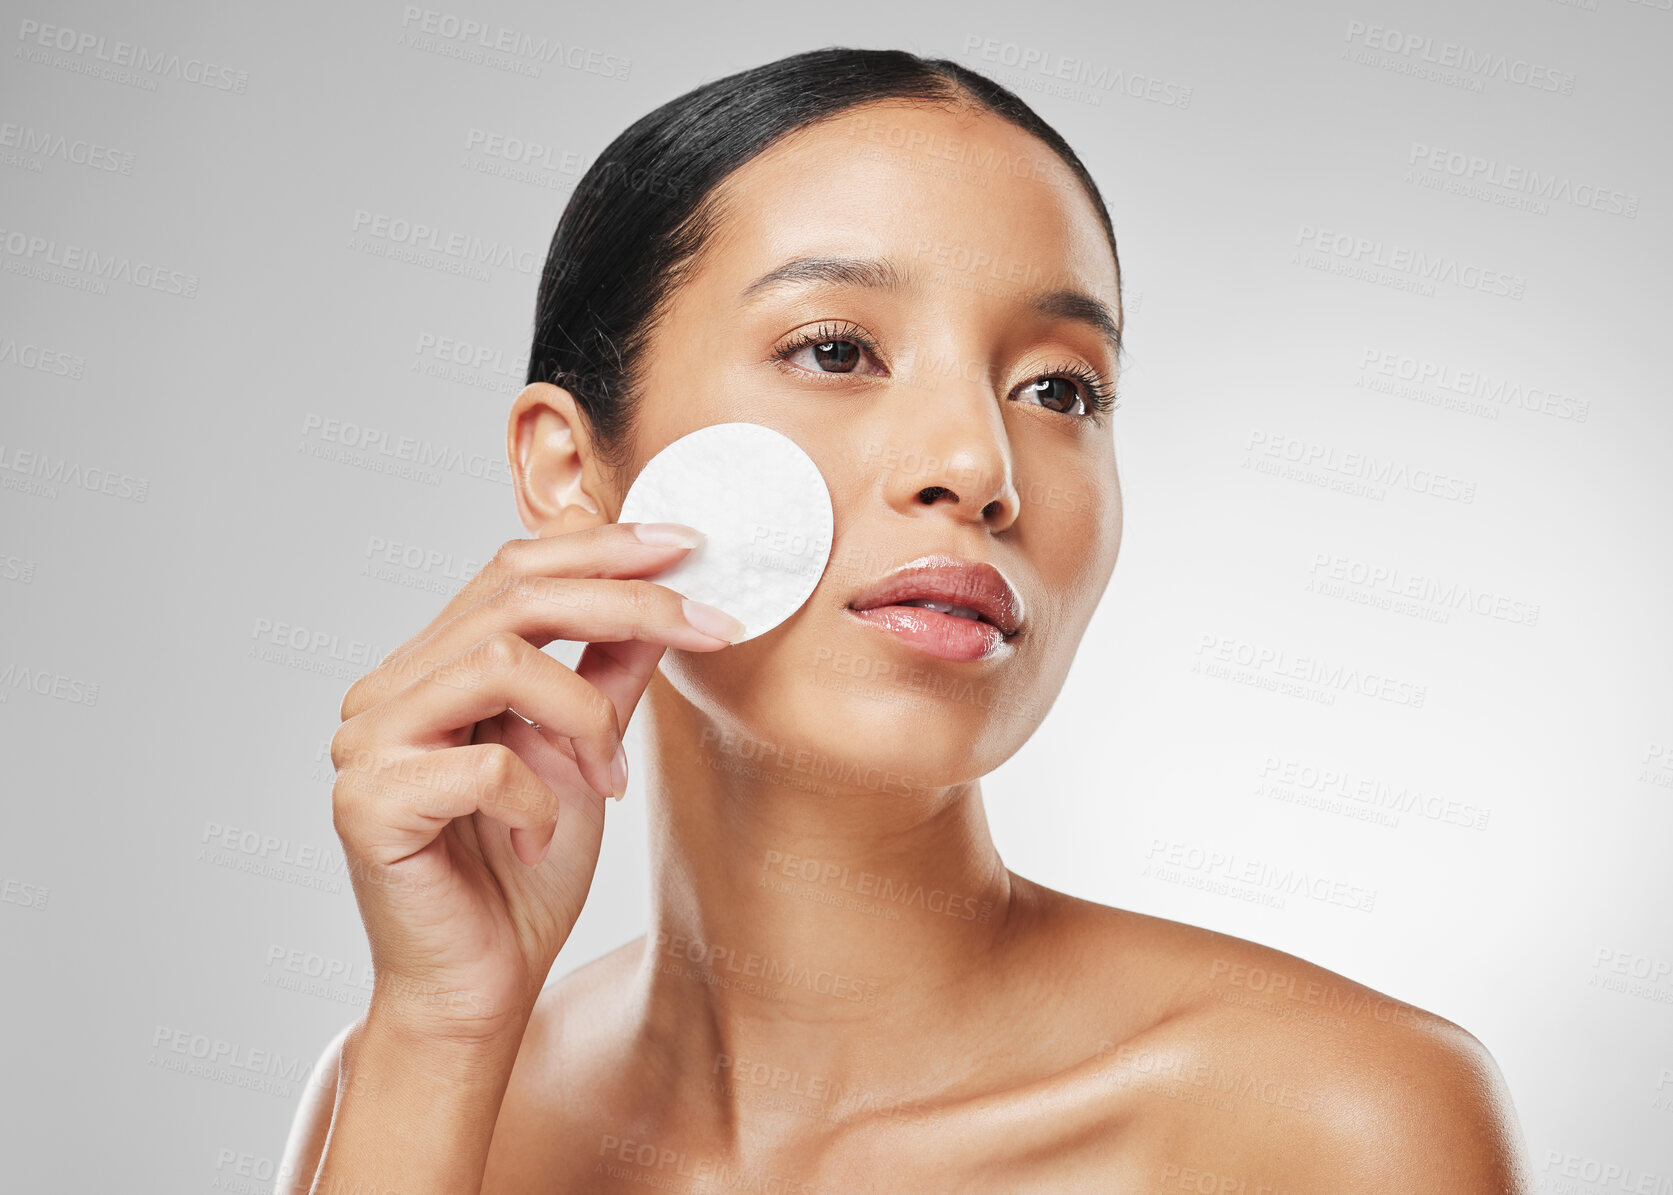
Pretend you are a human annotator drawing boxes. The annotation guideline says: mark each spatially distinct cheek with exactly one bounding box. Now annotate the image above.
[654,622,819,724]
[1025,467,1121,641]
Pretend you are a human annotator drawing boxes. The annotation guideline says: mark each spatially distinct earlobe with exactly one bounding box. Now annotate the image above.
[507,383,610,537]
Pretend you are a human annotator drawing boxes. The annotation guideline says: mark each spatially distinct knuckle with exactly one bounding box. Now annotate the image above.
[620,578,661,617]
[329,721,358,772]
[479,744,548,819]
[485,538,530,588]
[330,773,360,836]
[581,684,618,742]
[487,570,530,607]
[473,630,528,675]
[476,743,520,792]
[338,676,369,723]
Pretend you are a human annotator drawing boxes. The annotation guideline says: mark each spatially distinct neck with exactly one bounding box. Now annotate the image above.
[628,673,1022,1131]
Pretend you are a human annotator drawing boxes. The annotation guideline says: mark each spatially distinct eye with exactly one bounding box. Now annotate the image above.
[773,321,886,378]
[1012,363,1120,420]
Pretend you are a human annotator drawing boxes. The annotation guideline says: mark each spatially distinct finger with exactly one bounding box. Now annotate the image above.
[487,714,605,868]
[574,638,674,737]
[332,741,562,868]
[440,522,704,630]
[342,523,721,721]
[520,639,672,809]
[384,522,702,666]
[337,632,622,801]
[347,575,740,720]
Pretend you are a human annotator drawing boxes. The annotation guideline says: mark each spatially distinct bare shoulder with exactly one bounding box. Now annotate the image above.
[514,934,646,1081]
[1022,878,1534,1192]
[277,943,647,1195]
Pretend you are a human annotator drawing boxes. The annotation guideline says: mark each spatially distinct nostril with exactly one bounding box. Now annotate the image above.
[917,486,956,504]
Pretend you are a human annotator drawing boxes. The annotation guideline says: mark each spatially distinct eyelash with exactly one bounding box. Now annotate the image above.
[772,322,1122,420]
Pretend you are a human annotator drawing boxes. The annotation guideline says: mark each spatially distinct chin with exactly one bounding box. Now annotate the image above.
[662,588,1049,775]
[681,651,1019,794]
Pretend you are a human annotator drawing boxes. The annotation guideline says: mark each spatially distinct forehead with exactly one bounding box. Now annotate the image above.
[692,100,1118,305]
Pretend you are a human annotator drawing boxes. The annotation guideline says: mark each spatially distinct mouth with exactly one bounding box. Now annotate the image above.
[844,556,1023,663]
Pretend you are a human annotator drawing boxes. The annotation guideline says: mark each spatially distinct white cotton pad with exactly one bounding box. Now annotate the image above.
[617,422,833,643]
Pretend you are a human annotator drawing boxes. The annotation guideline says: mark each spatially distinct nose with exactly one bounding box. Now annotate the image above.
[877,378,1021,532]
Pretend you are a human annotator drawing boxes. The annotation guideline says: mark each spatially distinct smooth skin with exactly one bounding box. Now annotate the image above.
[281,99,1532,1193]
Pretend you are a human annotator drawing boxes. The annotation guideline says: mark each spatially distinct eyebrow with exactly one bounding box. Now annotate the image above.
[737,255,1122,358]
[739,255,906,299]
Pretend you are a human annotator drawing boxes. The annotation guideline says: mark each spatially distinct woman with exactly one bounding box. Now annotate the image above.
[281,47,1531,1193]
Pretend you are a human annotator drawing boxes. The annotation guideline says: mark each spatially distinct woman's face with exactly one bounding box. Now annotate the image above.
[613,99,1122,791]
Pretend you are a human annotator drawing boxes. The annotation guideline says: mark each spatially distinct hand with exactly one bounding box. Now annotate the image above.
[326,521,744,1040]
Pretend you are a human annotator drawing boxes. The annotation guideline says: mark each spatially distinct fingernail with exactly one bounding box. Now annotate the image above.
[633,522,702,548]
[681,598,746,643]
[610,743,629,801]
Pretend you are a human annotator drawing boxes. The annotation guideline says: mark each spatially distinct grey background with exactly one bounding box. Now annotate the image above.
[2,0,1669,1190]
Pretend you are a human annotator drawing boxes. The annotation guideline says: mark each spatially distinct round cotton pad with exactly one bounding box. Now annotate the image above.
[617,422,833,643]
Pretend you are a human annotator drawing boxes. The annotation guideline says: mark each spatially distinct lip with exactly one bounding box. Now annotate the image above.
[844,555,1024,662]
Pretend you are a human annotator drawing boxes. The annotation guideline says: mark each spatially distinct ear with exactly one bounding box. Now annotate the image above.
[506,383,613,538]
